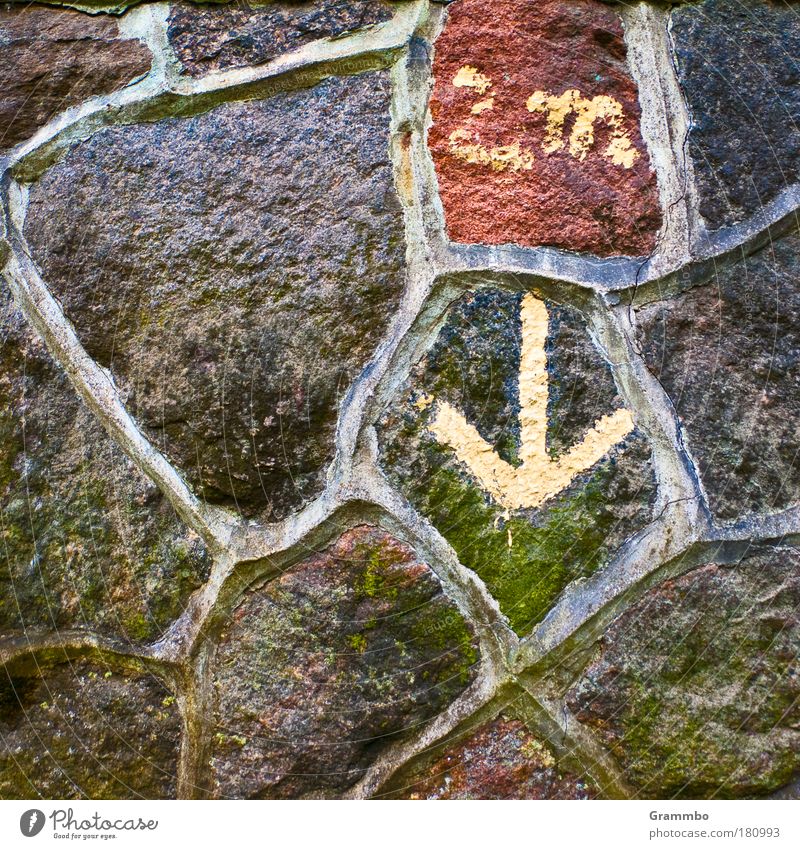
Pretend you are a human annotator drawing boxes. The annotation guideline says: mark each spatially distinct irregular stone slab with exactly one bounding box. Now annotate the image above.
[379,290,656,635]
[210,526,479,799]
[0,4,151,151]
[671,0,800,230]
[0,659,180,799]
[393,714,596,799]
[167,0,399,76]
[637,229,800,520]
[25,72,406,520]
[567,548,800,798]
[428,0,661,256]
[0,287,210,642]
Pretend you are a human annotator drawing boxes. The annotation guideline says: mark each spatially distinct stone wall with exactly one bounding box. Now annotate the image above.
[1,0,798,800]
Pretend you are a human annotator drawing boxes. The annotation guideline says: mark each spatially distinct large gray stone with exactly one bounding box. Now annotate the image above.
[567,548,800,798]
[25,72,407,521]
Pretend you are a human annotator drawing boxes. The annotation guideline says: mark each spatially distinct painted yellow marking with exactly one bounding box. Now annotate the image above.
[452,65,493,95]
[471,97,495,115]
[448,128,535,172]
[415,392,434,411]
[426,295,635,511]
[526,89,639,168]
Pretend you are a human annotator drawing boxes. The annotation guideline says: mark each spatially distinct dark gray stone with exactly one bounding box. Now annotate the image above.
[0,659,181,799]
[25,72,406,520]
[167,0,398,76]
[637,229,800,520]
[671,0,800,229]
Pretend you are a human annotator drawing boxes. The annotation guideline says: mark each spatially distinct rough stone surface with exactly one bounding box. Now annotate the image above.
[428,0,661,256]
[209,526,479,799]
[25,73,406,521]
[0,4,152,151]
[379,290,656,635]
[671,0,800,230]
[0,287,210,642]
[0,659,180,799]
[637,229,800,520]
[567,549,800,799]
[167,0,398,76]
[393,714,596,799]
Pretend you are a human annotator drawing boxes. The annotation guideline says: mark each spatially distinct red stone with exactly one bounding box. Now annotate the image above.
[396,716,595,799]
[429,0,662,256]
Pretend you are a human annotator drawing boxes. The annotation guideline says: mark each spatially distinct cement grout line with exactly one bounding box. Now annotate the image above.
[620,0,697,280]
[343,671,500,799]
[515,683,637,800]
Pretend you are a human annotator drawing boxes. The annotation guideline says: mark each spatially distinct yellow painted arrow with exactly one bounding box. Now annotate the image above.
[423,294,634,511]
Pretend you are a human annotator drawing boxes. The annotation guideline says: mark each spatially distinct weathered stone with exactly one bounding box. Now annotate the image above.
[567,549,800,799]
[428,0,661,256]
[393,714,596,799]
[637,229,800,520]
[671,0,800,230]
[0,287,210,642]
[0,4,151,151]
[25,72,406,521]
[0,659,180,799]
[209,526,479,799]
[167,0,399,76]
[379,290,656,635]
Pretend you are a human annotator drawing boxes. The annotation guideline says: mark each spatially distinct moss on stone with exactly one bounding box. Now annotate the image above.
[567,553,800,798]
[0,288,211,642]
[413,462,616,634]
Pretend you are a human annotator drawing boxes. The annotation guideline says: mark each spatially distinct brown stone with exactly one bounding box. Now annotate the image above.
[429,0,661,256]
[167,0,399,76]
[0,4,152,150]
[393,715,596,799]
[209,526,479,798]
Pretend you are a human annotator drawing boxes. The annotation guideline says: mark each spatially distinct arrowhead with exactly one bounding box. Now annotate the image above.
[425,295,635,511]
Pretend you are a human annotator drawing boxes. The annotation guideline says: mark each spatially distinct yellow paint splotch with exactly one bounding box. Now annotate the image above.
[452,65,493,95]
[527,89,639,168]
[448,128,535,173]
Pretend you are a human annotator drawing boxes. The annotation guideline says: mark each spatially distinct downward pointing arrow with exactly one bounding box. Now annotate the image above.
[424,294,634,511]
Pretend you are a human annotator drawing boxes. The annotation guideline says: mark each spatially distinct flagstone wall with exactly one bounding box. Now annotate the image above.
[1,0,799,800]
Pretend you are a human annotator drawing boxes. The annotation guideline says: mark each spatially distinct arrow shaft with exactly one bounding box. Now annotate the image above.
[518,294,550,467]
